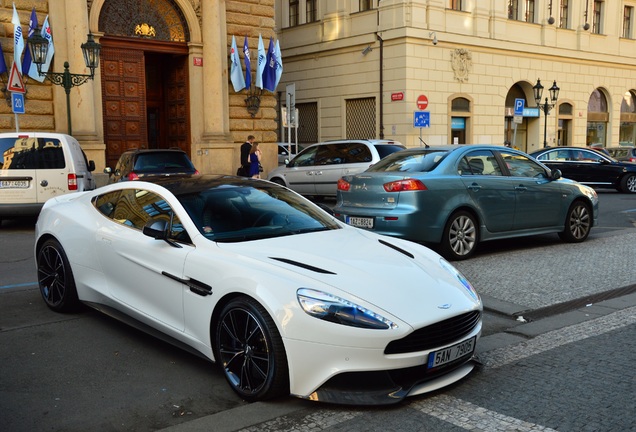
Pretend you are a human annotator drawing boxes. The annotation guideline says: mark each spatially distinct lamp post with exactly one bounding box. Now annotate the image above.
[533,79,560,148]
[28,31,101,135]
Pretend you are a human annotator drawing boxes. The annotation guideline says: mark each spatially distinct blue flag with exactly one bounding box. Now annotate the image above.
[243,36,251,89]
[229,35,245,92]
[0,44,7,75]
[274,40,283,89]
[255,35,266,89]
[22,7,38,79]
[262,37,276,92]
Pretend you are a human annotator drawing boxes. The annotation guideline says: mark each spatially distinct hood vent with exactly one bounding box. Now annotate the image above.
[270,257,336,274]
[378,239,414,259]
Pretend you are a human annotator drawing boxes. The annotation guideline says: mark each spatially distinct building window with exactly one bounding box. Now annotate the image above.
[623,6,633,38]
[508,0,519,20]
[359,0,372,12]
[450,0,462,11]
[586,89,609,147]
[306,0,317,23]
[289,0,299,27]
[559,0,569,29]
[525,0,535,23]
[449,96,472,145]
[346,98,376,139]
[592,1,603,34]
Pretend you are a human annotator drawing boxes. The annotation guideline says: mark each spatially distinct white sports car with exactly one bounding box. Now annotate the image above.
[35,175,482,405]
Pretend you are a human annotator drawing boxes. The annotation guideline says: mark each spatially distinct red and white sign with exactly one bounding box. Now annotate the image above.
[391,92,404,101]
[416,94,429,110]
[193,57,203,67]
[8,62,26,94]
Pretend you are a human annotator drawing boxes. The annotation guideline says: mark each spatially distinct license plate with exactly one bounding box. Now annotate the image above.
[345,216,374,229]
[427,336,476,369]
[0,180,29,188]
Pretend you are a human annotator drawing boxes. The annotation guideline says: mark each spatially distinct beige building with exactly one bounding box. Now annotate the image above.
[0,0,279,175]
[275,0,636,154]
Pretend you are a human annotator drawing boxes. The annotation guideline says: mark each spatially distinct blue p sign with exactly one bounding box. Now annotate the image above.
[514,98,525,116]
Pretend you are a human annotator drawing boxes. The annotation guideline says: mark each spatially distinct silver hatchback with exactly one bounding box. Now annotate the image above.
[267,139,405,197]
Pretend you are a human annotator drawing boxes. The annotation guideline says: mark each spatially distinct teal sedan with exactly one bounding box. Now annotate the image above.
[334,145,599,260]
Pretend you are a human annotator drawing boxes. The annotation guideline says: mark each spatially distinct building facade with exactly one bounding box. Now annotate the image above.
[275,0,636,154]
[0,0,279,175]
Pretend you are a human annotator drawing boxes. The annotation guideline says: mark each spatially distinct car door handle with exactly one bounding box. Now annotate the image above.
[314,171,323,176]
[515,185,528,191]
[467,183,481,192]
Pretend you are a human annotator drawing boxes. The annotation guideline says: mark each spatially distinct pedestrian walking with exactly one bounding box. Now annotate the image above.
[238,135,255,176]
[249,142,262,178]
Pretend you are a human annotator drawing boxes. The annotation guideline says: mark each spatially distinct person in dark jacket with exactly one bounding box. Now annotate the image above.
[238,135,255,176]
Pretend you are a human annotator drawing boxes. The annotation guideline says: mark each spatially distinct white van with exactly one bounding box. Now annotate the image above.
[0,132,96,223]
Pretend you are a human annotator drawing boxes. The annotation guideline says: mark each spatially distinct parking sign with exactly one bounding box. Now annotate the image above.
[514,98,525,116]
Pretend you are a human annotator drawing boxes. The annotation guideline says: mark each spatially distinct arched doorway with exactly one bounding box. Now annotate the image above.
[586,88,609,148]
[97,0,191,168]
[504,82,541,152]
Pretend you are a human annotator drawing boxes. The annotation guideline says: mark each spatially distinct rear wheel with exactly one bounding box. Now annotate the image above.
[36,239,80,312]
[440,211,478,261]
[214,296,289,402]
[558,201,592,242]
[620,174,636,193]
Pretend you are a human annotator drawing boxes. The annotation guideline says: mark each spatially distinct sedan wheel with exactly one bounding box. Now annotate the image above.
[440,211,478,261]
[37,239,79,312]
[620,174,636,193]
[215,297,289,402]
[558,201,591,243]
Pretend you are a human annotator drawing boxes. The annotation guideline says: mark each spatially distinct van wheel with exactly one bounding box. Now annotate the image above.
[36,239,80,312]
[440,211,478,261]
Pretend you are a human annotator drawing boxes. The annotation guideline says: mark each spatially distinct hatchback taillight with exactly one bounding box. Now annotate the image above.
[337,178,351,191]
[383,179,427,192]
[67,174,78,191]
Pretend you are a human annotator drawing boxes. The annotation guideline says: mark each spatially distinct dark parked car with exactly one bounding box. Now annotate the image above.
[529,146,636,193]
[104,149,198,183]
[334,145,598,260]
[605,146,636,163]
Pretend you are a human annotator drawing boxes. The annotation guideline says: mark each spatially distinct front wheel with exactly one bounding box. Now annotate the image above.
[36,238,80,312]
[558,201,592,243]
[620,174,636,193]
[440,211,478,261]
[214,296,289,402]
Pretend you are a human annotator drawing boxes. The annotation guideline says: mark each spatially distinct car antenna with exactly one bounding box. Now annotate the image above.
[418,137,429,148]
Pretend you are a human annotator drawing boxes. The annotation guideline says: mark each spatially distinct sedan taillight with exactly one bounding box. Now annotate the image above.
[383,179,427,192]
[337,178,351,191]
[129,172,140,181]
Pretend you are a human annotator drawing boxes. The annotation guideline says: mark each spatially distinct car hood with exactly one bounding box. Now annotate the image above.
[216,228,481,327]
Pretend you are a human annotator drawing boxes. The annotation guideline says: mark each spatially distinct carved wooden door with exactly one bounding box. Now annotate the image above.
[101,47,147,169]
[165,56,190,154]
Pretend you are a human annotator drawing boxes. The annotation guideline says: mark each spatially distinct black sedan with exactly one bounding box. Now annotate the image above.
[530,147,636,193]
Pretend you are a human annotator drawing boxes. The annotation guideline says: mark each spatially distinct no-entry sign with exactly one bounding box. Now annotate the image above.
[417,95,429,110]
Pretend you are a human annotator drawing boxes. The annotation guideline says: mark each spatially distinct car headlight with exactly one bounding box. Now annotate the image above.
[439,258,480,301]
[297,288,397,330]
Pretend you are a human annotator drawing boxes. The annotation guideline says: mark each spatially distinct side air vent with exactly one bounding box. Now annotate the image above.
[269,257,336,274]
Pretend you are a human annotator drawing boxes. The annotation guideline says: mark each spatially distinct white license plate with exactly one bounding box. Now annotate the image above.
[346,216,374,229]
[0,180,29,188]
[427,336,476,369]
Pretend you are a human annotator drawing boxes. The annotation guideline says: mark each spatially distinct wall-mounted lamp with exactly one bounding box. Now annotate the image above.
[583,0,590,30]
[547,0,555,24]
[429,31,438,46]
[362,45,373,56]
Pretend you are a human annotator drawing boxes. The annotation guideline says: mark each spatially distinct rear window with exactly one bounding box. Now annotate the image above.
[368,149,449,173]
[0,137,66,170]
[133,152,195,173]
[374,144,406,159]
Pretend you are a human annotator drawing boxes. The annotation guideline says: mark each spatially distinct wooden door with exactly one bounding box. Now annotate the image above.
[101,47,147,169]
[165,56,190,153]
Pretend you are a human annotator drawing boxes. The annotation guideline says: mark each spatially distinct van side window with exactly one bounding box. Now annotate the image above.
[0,137,65,170]
[345,143,372,163]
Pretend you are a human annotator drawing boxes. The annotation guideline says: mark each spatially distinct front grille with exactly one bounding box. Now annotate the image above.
[384,310,481,355]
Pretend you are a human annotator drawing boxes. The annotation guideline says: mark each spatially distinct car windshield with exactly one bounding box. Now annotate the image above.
[367,149,450,173]
[176,183,340,242]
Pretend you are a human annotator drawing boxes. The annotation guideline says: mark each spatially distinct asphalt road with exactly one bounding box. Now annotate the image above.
[1,190,635,431]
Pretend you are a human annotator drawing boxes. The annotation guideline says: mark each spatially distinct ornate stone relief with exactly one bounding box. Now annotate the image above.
[451,49,472,83]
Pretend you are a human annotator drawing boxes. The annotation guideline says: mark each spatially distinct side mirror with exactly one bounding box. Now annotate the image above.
[143,219,169,240]
[103,167,112,175]
[88,160,96,172]
[550,169,562,180]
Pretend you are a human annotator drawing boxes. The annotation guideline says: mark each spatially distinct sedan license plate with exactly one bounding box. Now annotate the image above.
[346,216,374,229]
[427,336,476,369]
[0,180,29,189]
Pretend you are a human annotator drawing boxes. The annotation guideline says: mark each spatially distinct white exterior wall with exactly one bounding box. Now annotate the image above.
[275,0,636,151]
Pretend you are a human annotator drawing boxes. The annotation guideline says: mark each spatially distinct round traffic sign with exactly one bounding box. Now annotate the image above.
[417,95,429,110]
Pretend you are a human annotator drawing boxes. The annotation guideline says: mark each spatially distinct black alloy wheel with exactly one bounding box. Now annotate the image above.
[440,210,479,261]
[37,239,80,312]
[215,296,289,402]
[559,201,592,242]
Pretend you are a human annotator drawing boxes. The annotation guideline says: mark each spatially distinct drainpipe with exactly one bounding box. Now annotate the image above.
[376,33,384,139]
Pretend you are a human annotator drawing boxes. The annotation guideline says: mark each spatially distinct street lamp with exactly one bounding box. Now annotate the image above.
[28,31,101,135]
[533,78,560,148]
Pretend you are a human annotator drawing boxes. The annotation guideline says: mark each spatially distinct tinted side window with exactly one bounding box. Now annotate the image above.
[344,143,372,163]
[375,144,406,159]
[500,151,547,178]
[290,146,318,167]
[0,137,65,170]
[460,150,503,176]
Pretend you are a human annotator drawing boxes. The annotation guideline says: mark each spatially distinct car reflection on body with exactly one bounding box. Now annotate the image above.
[334,145,598,261]
[34,175,482,405]
[529,146,636,193]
